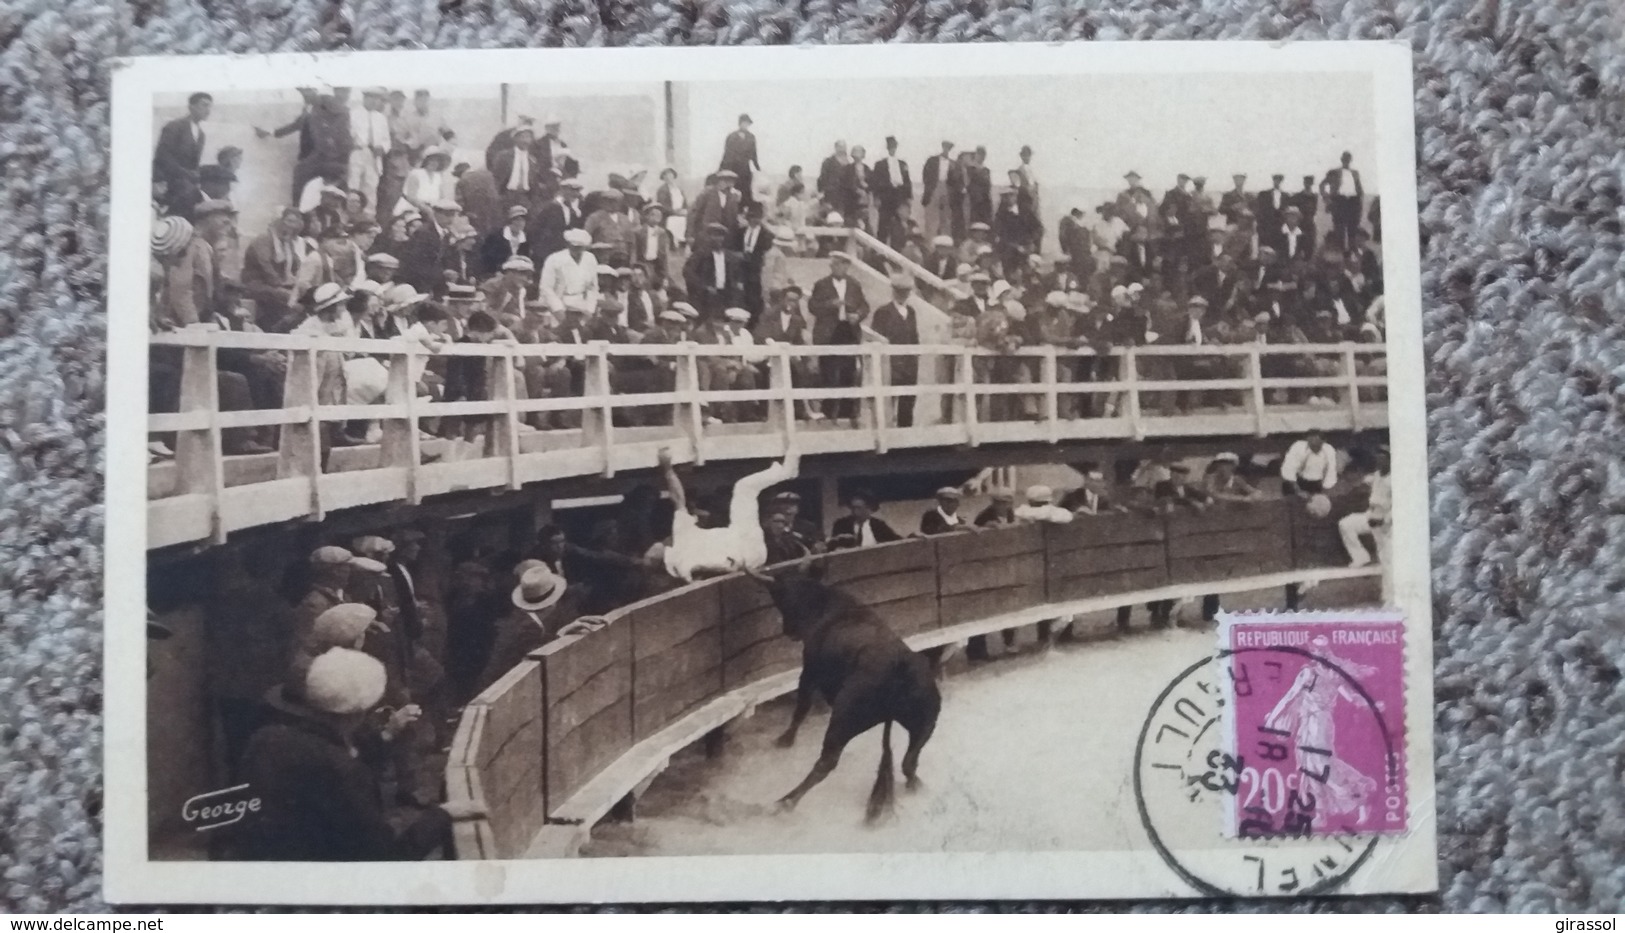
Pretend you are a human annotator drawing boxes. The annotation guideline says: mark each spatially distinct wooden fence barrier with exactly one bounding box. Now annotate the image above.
[445,500,1379,859]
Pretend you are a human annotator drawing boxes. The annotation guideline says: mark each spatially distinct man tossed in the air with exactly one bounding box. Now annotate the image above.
[657,446,800,583]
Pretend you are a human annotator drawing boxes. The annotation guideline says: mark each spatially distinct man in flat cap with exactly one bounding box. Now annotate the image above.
[1279,204,1316,264]
[1114,170,1159,237]
[918,486,968,536]
[539,227,600,319]
[719,113,760,210]
[807,250,871,424]
[869,271,923,427]
[870,135,913,250]
[689,168,742,247]
[479,204,533,278]
[530,176,585,260]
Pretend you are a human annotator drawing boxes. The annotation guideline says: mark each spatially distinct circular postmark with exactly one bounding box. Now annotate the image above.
[1132,646,1401,897]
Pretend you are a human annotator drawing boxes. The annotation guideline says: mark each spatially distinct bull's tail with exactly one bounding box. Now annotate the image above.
[866,720,896,824]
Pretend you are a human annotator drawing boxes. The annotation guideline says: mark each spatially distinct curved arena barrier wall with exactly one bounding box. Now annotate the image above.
[444,501,1378,859]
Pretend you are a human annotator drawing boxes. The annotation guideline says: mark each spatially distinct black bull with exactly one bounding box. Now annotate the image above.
[747,564,943,823]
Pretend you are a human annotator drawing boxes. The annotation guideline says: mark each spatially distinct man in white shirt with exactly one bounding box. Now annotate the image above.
[1013,485,1073,524]
[1339,446,1392,569]
[1280,429,1339,495]
[539,228,600,316]
[348,88,392,203]
[656,446,799,583]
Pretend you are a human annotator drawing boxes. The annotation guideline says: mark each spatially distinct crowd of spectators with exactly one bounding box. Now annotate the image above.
[148,89,1388,463]
[192,407,1388,861]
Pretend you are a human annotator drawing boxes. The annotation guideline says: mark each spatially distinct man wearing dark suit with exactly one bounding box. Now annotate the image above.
[828,492,902,550]
[682,222,747,319]
[1119,226,1158,283]
[478,205,534,277]
[920,141,964,244]
[719,114,760,208]
[490,127,546,218]
[922,236,959,284]
[1320,151,1364,253]
[918,487,968,536]
[816,142,851,213]
[731,203,774,323]
[753,285,810,345]
[1255,174,1290,252]
[753,285,817,420]
[154,92,212,219]
[530,179,585,261]
[1059,467,1124,515]
[870,136,913,250]
[474,566,582,696]
[253,87,323,203]
[1278,205,1316,264]
[1294,174,1321,234]
[1058,207,1095,283]
[868,273,922,428]
[842,148,872,232]
[534,119,580,193]
[966,148,994,229]
[807,252,871,423]
[688,171,742,247]
[1192,254,1242,317]
[398,201,459,294]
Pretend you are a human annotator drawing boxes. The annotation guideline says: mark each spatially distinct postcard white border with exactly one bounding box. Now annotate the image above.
[105,39,1434,904]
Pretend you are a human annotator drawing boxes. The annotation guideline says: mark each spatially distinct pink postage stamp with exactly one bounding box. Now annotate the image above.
[1218,612,1408,839]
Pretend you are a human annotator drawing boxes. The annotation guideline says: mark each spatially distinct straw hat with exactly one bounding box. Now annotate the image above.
[512,565,566,612]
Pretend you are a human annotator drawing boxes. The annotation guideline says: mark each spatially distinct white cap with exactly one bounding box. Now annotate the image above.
[304,648,387,716]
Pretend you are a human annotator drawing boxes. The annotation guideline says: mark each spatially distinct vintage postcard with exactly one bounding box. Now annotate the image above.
[105,40,1435,903]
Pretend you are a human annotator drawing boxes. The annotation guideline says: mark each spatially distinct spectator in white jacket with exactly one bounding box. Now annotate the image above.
[539,228,600,316]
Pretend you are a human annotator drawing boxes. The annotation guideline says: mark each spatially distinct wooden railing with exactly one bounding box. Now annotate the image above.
[147,329,1387,549]
[443,500,1381,860]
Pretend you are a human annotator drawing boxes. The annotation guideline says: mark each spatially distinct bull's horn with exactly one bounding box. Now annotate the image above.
[744,566,775,586]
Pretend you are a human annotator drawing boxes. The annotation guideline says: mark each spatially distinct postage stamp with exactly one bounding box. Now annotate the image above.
[1220,612,1407,839]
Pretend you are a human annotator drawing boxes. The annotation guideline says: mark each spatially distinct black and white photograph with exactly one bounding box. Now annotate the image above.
[107,41,1434,904]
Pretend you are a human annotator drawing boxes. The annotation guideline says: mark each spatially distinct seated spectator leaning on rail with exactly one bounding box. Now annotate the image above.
[918,486,970,535]
[655,446,801,582]
[828,490,902,550]
[1014,485,1073,524]
[1140,464,1215,629]
[1205,452,1262,501]
[474,563,601,694]
[767,491,825,553]
[763,510,814,565]
[974,488,1018,526]
[1060,465,1126,515]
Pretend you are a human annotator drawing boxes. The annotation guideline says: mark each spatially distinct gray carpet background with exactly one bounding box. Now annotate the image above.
[0,0,1621,913]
